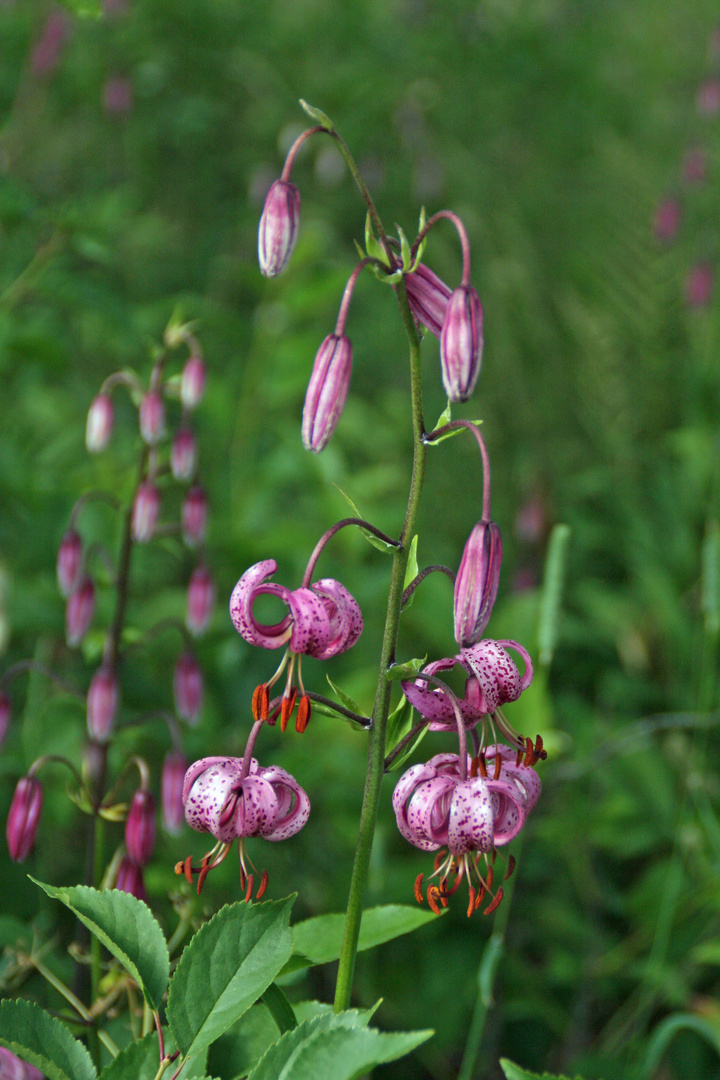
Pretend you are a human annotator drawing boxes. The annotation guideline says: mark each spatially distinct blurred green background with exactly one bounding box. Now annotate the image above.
[2,0,720,1077]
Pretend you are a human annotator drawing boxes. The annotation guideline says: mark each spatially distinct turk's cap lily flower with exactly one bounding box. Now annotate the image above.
[125,789,155,867]
[66,577,95,647]
[230,559,362,660]
[171,427,197,481]
[182,485,208,547]
[440,285,483,402]
[403,261,452,339]
[181,354,206,410]
[132,481,160,543]
[258,179,301,278]
[87,664,119,743]
[301,333,353,453]
[401,638,533,732]
[86,393,114,453]
[453,520,502,648]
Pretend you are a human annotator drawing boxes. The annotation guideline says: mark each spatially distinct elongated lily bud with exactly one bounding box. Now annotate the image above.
[6,776,43,862]
[174,652,203,723]
[181,355,206,409]
[132,481,160,543]
[454,521,502,647]
[302,334,352,453]
[125,789,155,867]
[139,390,165,445]
[259,180,301,277]
[57,529,82,597]
[86,393,114,452]
[162,750,187,835]
[440,286,483,402]
[66,578,95,646]
[115,856,146,902]
[182,485,207,547]
[171,428,197,481]
[0,692,10,748]
[87,664,118,742]
[404,263,452,339]
[186,565,214,636]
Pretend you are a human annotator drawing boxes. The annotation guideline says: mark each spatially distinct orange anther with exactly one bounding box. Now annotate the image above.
[493,754,501,780]
[244,874,254,903]
[433,850,445,872]
[486,865,494,891]
[467,886,476,918]
[477,753,488,778]
[256,869,269,900]
[295,695,311,733]
[516,747,524,767]
[280,688,297,732]
[474,887,485,910]
[504,854,516,880]
[197,863,210,895]
[427,886,442,915]
[483,887,504,916]
[174,861,184,876]
[523,736,534,767]
[414,873,425,904]
[183,855,194,885]
[239,867,246,891]
[470,756,479,778]
[252,683,269,721]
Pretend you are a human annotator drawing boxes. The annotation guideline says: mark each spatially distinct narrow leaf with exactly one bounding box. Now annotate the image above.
[536,523,571,668]
[397,225,412,272]
[167,896,295,1058]
[385,721,429,772]
[31,879,169,1011]
[0,999,96,1080]
[331,487,398,552]
[291,905,437,968]
[247,1013,370,1080]
[500,1060,586,1080]
[702,522,720,634]
[385,696,414,756]
[401,534,420,610]
[364,212,387,265]
[386,657,426,682]
[298,100,334,132]
[325,674,360,714]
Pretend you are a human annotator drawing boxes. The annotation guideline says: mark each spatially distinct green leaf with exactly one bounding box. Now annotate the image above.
[397,225,412,272]
[386,657,426,682]
[249,1013,431,1080]
[427,413,483,444]
[364,212,387,266]
[702,522,720,634]
[500,1060,587,1080]
[411,206,427,270]
[31,880,169,1011]
[99,1033,159,1080]
[58,0,102,16]
[325,674,360,714]
[640,1013,720,1080]
[167,896,295,1058]
[536,523,571,668]
[298,100,334,132]
[386,721,429,773]
[401,534,419,610]
[0,999,96,1080]
[385,696,414,756]
[290,905,438,968]
[332,487,397,552]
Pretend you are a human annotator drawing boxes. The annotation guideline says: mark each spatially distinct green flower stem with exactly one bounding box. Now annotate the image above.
[329,132,394,268]
[334,280,425,1012]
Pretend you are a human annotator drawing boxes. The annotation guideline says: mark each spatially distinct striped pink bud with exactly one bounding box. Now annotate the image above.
[453,521,502,648]
[139,391,165,445]
[403,263,452,339]
[132,481,160,543]
[181,355,206,410]
[162,750,187,835]
[125,789,155,867]
[171,428,197,481]
[440,286,483,402]
[182,485,207,547]
[57,529,82,597]
[66,578,95,647]
[258,179,301,277]
[301,334,352,453]
[6,777,43,862]
[86,394,114,453]
[173,653,203,723]
[186,565,214,636]
[115,856,146,902]
[87,665,118,742]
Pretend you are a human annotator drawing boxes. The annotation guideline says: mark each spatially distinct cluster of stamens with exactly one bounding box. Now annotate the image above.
[252,651,312,733]
[174,838,269,900]
[414,847,517,918]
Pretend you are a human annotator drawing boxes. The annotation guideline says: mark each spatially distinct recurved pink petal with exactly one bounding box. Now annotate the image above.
[233,775,278,838]
[259,765,311,840]
[447,777,495,856]
[183,757,244,841]
[310,578,363,658]
[229,561,293,649]
[461,639,530,712]
[407,775,456,848]
[484,744,542,812]
[285,586,332,656]
[485,776,526,845]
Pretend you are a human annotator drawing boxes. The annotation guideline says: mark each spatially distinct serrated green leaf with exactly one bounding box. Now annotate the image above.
[500,1059,587,1080]
[298,100,334,132]
[332,487,397,552]
[247,1013,371,1080]
[98,1033,159,1080]
[31,880,169,1011]
[0,1000,96,1080]
[386,657,426,682]
[325,674,360,714]
[290,905,438,968]
[167,897,295,1058]
[402,534,420,610]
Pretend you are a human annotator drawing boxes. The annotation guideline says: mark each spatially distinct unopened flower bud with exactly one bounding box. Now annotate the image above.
[653,198,681,243]
[173,653,202,723]
[182,485,207,547]
[115,856,146,902]
[454,521,502,648]
[162,750,187,835]
[66,578,95,647]
[186,565,214,636]
[132,481,160,543]
[686,262,714,308]
[125,789,155,867]
[86,394,114,453]
[403,263,452,339]
[139,391,165,445]
[87,665,118,742]
[440,286,483,402]
[57,529,82,598]
[171,428,197,481]
[6,776,43,862]
[181,355,206,410]
[0,692,10,748]
[301,334,352,453]
[258,179,301,277]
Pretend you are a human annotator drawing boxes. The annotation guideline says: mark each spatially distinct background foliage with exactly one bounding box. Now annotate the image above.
[2,0,720,1077]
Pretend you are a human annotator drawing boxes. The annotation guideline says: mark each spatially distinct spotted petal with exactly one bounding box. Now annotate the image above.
[460,639,532,712]
[485,776,526,845]
[285,586,333,656]
[229,561,293,649]
[485,744,541,812]
[447,776,495,856]
[183,757,245,842]
[311,578,363,658]
[258,764,311,840]
[401,658,488,731]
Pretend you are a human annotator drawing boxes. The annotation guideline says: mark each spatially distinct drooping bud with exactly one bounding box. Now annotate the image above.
[258,179,301,278]
[139,391,165,445]
[115,856,146,902]
[0,692,10,748]
[162,750,187,835]
[453,521,502,648]
[171,427,197,481]
[6,777,43,862]
[132,481,160,543]
[686,262,714,308]
[125,789,155,867]
[173,653,203,724]
[181,355,206,410]
[57,529,83,598]
[440,286,483,402]
[403,263,452,339]
[301,334,352,453]
[86,394,114,453]
[66,578,95,647]
[182,485,208,547]
[186,565,214,636]
[653,197,681,243]
[86,665,118,742]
